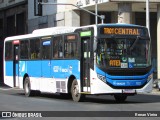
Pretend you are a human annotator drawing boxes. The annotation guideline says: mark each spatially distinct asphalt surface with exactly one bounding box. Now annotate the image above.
[0,83,160,120]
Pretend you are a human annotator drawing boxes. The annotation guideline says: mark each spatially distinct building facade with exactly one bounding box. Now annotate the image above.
[0,0,28,82]
[0,0,160,82]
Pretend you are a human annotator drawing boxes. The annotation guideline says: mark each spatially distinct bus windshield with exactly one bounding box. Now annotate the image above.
[96,37,151,69]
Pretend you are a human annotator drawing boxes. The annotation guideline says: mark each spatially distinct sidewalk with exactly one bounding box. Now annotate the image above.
[151,88,160,95]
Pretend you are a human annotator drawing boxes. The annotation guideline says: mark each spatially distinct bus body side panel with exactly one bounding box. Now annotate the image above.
[40,60,55,93]
[19,61,27,89]
[18,59,80,93]
[90,68,122,94]
[51,59,80,93]
[26,60,41,90]
[4,61,14,87]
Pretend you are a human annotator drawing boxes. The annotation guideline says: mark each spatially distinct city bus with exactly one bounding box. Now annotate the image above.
[3,23,153,102]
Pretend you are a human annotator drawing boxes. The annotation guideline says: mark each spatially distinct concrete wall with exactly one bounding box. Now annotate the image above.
[28,0,80,33]
[0,0,26,8]
[157,4,160,79]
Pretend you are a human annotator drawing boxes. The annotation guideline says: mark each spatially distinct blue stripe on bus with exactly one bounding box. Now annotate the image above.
[51,60,80,79]
[6,60,80,80]
[26,61,41,77]
[5,61,13,76]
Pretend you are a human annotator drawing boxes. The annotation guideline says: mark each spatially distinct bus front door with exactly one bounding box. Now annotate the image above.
[81,37,91,93]
[13,45,19,87]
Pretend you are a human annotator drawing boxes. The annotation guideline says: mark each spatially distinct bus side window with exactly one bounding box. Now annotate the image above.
[30,38,40,59]
[53,36,63,59]
[5,42,13,60]
[64,34,78,58]
[64,42,77,58]
[20,40,29,59]
[42,40,51,59]
[53,38,58,59]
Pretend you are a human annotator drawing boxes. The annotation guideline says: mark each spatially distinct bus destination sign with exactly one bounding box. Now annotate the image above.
[67,35,76,40]
[102,27,141,35]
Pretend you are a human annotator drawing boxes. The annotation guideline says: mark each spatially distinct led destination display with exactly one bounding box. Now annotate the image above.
[103,28,140,35]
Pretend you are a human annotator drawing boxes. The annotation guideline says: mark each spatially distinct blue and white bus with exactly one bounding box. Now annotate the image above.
[4,24,153,102]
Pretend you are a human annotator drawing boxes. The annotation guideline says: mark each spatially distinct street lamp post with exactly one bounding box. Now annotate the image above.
[95,0,98,26]
[146,0,150,32]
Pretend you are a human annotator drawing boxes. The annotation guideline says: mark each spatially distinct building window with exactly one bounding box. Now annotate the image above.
[0,19,3,41]
[7,15,15,37]
[16,13,25,35]
[0,0,3,4]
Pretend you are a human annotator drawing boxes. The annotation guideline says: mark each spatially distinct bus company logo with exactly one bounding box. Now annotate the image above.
[136,82,142,86]
[113,81,125,86]
[53,66,60,72]
[53,66,69,73]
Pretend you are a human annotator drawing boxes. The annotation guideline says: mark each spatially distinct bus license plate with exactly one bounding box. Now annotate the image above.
[123,89,135,93]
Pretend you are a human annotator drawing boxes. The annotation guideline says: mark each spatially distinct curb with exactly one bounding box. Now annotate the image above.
[151,88,160,95]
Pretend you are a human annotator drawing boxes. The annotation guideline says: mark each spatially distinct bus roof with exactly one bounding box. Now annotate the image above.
[4,34,34,42]
[4,27,78,41]
[32,27,77,36]
[4,23,146,42]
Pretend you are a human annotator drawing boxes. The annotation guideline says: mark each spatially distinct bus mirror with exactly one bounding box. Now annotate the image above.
[93,37,97,52]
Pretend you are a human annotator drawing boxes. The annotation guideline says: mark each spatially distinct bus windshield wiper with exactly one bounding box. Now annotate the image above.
[130,36,140,51]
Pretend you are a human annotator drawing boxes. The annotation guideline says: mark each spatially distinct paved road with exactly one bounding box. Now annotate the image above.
[0,84,160,120]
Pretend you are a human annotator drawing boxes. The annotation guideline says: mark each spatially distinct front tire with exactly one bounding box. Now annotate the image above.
[24,77,34,97]
[71,79,85,102]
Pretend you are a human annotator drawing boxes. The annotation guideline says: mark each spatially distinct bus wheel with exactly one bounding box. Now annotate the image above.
[114,94,127,103]
[71,79,84,102]
[24,77,34,97]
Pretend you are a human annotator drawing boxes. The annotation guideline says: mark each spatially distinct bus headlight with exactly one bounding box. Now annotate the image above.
[147,74,153,82]
[97,74,106,83]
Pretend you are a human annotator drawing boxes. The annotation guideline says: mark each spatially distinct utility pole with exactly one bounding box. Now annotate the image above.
[146,0,150,32]
[95,0,98,26]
